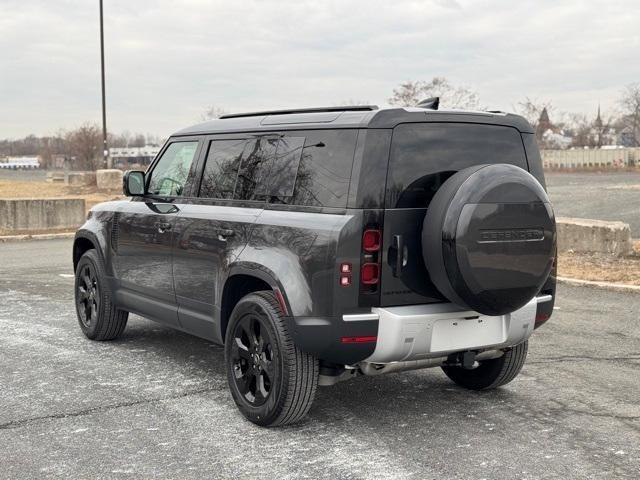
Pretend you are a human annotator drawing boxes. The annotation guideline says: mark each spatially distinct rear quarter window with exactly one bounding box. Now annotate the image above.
[387,123,528,209]
[269,129,357,208]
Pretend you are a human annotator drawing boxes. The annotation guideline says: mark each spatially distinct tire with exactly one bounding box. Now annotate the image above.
[441,341,528,390]
[224,291,319,427]
[74,249,128,341]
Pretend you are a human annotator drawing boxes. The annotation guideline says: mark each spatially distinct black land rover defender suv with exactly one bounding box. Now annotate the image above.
[73,103,556,427]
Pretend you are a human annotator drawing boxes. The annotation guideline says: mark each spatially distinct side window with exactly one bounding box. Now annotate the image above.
[147,141,198,196]
[264,136,305,199]
[234,137,277,201]
[199,139,247,199]
[286,130,357,208]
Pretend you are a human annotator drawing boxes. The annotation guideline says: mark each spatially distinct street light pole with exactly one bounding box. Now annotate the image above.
[99,0,110,169]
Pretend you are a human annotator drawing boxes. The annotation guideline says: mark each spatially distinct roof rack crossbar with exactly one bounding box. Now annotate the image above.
[219,105,379,119]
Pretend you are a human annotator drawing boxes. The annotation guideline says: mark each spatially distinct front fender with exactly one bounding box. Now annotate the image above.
[74,218,112,276]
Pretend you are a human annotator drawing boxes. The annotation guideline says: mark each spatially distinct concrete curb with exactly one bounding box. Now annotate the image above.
[0,232,75,243]
[557,276,640,293]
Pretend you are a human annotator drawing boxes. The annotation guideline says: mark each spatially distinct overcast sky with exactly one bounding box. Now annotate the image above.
[1,0,638,139]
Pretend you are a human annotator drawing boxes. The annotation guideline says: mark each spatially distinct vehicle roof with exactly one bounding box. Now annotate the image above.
[173,106,535,137]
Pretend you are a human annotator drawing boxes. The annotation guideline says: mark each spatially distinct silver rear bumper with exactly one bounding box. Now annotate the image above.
[343,295,552,364]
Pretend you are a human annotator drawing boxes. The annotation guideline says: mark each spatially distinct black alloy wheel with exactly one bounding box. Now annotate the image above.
[229,315,277,406]
[76,263,100,328]
[224,291,318,427]
[74,249,128,341]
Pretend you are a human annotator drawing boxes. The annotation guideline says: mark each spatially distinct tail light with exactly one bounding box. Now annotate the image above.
[361,263,379,284]
[361,227,381,292]
[338,227,382,290]
[362,229,381,252]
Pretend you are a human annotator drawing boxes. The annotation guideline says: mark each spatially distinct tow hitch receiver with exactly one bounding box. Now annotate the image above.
[447,351,477,369]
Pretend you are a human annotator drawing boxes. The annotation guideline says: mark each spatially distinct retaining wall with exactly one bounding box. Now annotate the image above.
[0,198,86,232]
[96,169,123,191]
[557,217,632,257]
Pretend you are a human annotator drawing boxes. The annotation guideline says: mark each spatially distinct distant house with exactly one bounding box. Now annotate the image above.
[0,156,40,169]
[109,145,161,168]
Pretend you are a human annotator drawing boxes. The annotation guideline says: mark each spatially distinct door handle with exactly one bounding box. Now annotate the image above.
[156,221,172,233]
[391,234,405,277]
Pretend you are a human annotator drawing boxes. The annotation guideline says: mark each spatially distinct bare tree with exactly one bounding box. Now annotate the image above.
[388,80,428,107]
[618,83,640,146]
[131,133,146,148]
[201,106,227,121]
[65,123,102,170]
[389,77,482,110]
[566,114,593,148]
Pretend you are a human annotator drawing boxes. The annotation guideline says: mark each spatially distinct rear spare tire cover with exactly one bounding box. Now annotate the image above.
[422,164,556,316]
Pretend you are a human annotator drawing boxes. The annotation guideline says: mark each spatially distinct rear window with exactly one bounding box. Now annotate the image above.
[387,123,528,208]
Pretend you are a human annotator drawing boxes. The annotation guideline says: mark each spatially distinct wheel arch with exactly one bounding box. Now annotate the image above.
[73,230,111,275]
[219,264,290,343]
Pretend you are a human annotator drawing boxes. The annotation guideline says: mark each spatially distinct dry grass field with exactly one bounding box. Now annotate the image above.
[558,243,640,285]
[0,180,121,210]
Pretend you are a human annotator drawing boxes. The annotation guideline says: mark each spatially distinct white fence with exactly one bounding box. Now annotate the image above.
[542,148,640,169]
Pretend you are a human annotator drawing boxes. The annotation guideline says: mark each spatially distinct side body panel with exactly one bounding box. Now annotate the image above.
[234,205,377,363]
[172,200,263,339]
[111,199,181,326]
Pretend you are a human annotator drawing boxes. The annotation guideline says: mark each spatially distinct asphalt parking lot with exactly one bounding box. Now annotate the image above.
[1,239,639,479]
[546,171,640,237]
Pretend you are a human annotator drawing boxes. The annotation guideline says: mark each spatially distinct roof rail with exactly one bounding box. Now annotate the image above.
[219,105,379,119]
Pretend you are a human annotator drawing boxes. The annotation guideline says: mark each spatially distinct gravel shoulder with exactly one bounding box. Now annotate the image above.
[546,171,640,237]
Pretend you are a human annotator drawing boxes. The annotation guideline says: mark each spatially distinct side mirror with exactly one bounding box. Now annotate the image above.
[123,170,145,197]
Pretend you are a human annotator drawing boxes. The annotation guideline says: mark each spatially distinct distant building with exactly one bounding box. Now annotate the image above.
[535,107,554,141]
[536,108,572,148]
[0,156,40,169]
[109,145,161,168]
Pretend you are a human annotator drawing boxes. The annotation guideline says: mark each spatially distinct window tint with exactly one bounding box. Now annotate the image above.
[262,136,305,198]
[147,141,198,196]
[199,139,247,199]
[273,130,357,208]
[234,137,277,201]
[387,123,528,208]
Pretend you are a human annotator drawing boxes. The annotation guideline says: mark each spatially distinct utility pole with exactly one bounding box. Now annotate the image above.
[99,0,110,168]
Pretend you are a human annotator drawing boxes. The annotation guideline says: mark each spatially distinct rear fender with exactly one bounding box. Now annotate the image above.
[227,248,311,317]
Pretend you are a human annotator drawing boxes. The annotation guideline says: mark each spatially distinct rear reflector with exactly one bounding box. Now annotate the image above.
[535,313,550,324]
[362,229,381,252]
[341,336,377,344]
[361,263,379,285]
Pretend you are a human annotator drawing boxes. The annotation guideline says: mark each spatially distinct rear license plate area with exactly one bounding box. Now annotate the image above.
[430,316,506,353]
